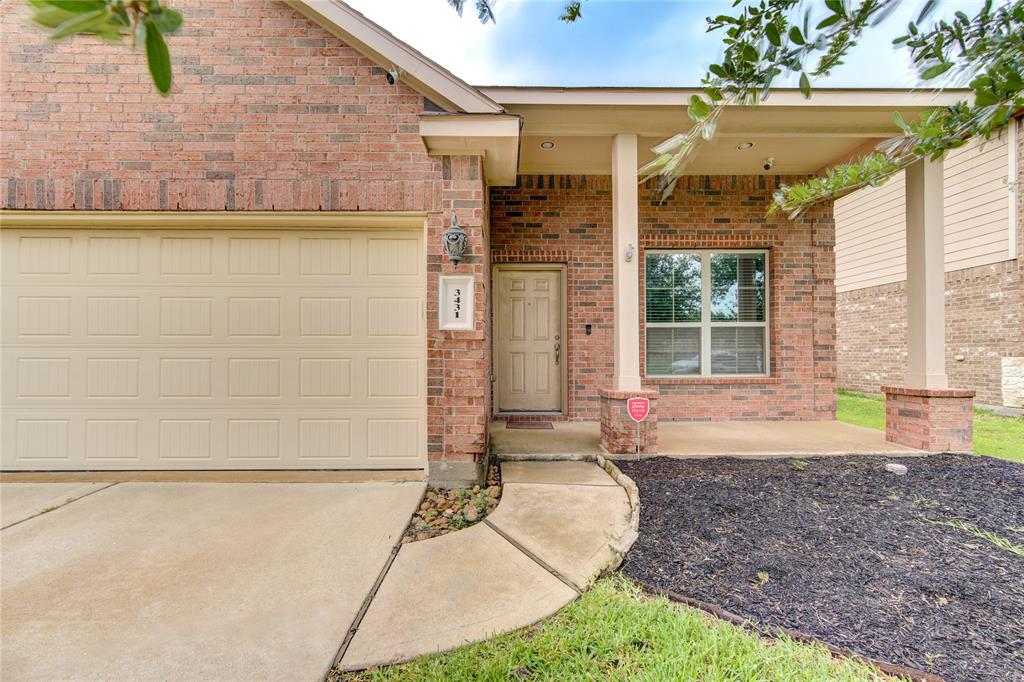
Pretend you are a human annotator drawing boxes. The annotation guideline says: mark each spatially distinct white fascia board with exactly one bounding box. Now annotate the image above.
[289,0,502,114]
[478,86,971,109]
[420,114,522,186]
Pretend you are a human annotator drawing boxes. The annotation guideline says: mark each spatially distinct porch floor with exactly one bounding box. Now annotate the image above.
[490,420,922,459]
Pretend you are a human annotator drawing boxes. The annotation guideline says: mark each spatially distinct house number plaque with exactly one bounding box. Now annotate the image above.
[438,275,474,331]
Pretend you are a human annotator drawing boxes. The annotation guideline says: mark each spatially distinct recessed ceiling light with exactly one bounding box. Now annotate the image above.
[737,142,755,151]
[539,141,555,150]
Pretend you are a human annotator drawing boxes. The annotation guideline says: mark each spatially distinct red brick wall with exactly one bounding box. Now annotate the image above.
[837,117,1023,407]
[490,175,837,421]
[491,175,614,419]
[0,0,490,464]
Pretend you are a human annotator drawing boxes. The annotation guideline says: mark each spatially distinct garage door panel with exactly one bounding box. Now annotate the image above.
[3,410,425,469]
[4,288,422,347]
[2,228,426,471]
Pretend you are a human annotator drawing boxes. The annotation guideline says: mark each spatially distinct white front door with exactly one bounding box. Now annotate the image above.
[494,267,563,412]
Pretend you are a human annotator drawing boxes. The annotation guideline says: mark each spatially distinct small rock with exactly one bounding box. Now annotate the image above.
[415,532,430,541]
[885,463,908,475]
[472,485,481,493]
[463,505,479,522]
[419,502,431,511]
[486,485,501,498]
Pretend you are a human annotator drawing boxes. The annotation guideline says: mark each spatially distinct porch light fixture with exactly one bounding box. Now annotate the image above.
[625,244,635,262]
[539,140,555,150]
[442,213,469,267]
[736,142,754,151]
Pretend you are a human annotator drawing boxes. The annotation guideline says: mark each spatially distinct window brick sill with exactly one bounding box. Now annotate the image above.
[646,376,780,385]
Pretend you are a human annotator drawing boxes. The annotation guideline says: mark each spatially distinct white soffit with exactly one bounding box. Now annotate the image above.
[288,0,503,114]
[420,114,522,186]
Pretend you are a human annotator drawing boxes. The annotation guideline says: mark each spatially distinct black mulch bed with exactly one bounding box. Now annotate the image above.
[617,455,1024,682]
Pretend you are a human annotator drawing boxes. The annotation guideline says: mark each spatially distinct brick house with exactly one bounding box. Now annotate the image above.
[0,0,986,483]
[836,125,1023,408]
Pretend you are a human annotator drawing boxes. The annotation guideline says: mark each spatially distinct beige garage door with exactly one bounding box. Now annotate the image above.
[1,227,426,470]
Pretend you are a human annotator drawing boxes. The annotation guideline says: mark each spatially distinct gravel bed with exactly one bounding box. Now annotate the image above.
[617,454,1024,682]
[402,463,502,543]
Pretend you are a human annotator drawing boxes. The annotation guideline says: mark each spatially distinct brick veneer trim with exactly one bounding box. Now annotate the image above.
[883,388,974,453]
[881,386,976,398]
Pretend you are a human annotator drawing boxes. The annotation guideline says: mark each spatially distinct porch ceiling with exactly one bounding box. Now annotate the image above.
[480,87,970,176]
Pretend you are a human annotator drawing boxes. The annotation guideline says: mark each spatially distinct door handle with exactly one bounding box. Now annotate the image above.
[554,336,561,366]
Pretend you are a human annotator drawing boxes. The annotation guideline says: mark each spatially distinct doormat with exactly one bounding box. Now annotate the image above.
[505,421,554,430]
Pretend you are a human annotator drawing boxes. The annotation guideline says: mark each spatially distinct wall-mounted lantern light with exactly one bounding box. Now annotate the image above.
[442,213,468,267]
[625,243,635,262]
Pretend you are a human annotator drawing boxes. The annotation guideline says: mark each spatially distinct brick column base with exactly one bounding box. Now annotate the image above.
[598,388,659,455]
[882,386,975,453]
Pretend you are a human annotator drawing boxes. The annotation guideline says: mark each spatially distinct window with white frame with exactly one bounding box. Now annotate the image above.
[645,250,768,377]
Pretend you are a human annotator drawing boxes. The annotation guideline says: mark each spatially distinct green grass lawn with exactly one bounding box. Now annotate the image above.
[332,577,883,682]
[838,390,1024,463]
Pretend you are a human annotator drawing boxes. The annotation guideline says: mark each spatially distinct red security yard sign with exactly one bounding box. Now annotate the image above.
[626,396,650,460]
[627,397,650,423]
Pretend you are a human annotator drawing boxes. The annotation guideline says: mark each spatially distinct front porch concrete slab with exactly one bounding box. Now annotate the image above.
[341,521,577,671]
[501,460,619,486]
[1,481,424,682]
[1,482,112,528]
[656,420,922,457]
[486,479,632,589]
[490,421,602,458]
[490,420,921,459]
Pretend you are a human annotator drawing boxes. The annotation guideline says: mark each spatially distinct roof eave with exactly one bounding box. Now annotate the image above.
[289,0,503,114]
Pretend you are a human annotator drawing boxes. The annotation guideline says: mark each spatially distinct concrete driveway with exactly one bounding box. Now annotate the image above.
[0,480,424,681]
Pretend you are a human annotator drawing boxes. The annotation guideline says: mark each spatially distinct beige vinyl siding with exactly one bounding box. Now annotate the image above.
[835,135,1012,293]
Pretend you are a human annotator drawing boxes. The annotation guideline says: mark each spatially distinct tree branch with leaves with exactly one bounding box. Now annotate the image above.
[28,0,183,94]
[640,0,1023,216]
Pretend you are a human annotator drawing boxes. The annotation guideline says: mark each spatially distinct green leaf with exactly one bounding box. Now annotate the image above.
[29,5,77,28]
[799,71,811,98]
[920,62,952,80]
[765,23,780,46]
[49,6,107,39]
[708,63,728,78]
[134,16,147,48]
[816,14,841,29]
[148,8,183,33]
[144,21,172,95]
[40,0,106,11]
[788,26,805,45]
[687,95,710,123]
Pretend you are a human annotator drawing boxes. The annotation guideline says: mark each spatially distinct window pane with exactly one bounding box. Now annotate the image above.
[710,327,766,375]
[672,255,701,321]
[711,253,765,322]
[646,327,700,376]
[645,253,674,288]
[645,253,701,323]
[646,288,673,323]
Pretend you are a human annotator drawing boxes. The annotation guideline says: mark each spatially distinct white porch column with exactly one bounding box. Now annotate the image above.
[904,157,948,389]
[611,133,642,392]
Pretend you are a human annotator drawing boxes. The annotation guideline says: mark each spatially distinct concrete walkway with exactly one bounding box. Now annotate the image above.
[1,461,635,679]
[339,460,635,671]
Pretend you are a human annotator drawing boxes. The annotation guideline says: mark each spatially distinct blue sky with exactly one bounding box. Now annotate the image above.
[344,0,983,88]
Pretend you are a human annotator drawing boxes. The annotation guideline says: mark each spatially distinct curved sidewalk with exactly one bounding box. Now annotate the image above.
[339,459,638,671]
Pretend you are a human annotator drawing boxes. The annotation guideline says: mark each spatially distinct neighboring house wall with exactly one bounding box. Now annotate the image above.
[490,174,836,421]
[835,125,1023,406]
[0,0,491,464]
